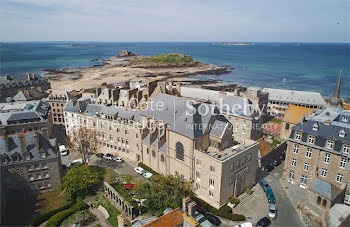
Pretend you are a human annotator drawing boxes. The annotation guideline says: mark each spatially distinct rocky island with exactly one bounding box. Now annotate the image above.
[45,50,231,90]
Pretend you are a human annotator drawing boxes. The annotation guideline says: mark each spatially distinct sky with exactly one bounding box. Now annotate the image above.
[1,0,349,42]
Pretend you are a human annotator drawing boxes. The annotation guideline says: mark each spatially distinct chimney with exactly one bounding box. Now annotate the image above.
[96,87,102,97]
[26,73,31,80]
[40,127,48,139]
[1,131,9,152]
[31,73,36,80]
[188,201,197,218]
[182,197,190,214]
[18,133,27,154]
[33,131,40,150]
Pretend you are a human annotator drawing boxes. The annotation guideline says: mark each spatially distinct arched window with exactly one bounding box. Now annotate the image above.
[322,199,327,207]
[161,154,165,162]
[317,196,322,205]
[176,142,184,161]
[152,150,156,158]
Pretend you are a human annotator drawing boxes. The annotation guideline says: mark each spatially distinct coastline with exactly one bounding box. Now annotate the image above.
[44,54,232,90]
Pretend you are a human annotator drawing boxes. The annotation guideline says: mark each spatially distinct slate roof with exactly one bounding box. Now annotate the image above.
[282,105,315,124]
[209,119,229,138]
[218,95,254,119]
[0,100,50,126]
[309,178,343,201]
[329,204,350,227]
[263,88,326,106]
[290,108,350,154]
[0,74,49,87]
[0,132,58,165]
[180,86,222,102]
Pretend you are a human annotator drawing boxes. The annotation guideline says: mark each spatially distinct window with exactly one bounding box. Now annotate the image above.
[25,154,31,161]
[324,153,331,163]
[289,171,295,180]
[38,183,43,189]
[326,140,334,150]
[209,178,214,188]
[293,144,299,154]
[336,173,343,183]
[291,158,297,167]
[161,154,165,162]
[34,163,40,169]
[312,123,318,131]
[321,168,328,178]
[242,120,246,126]
[340,157,347,169]
[342,116,348,122]
[196,183,200,189]
[152,150,156,158]
[40,152,46,159]
[230,163,234,171]
[301,175,308,185]
[45,182,51,188]
[306,148,312,158]
[342,144,350,153]
[303,162,310,172]
[247,154,252,161]
[176,142,184,161]
[339,130,346,138]
[28,175,34,181]
[196,159,201,166]
[209,191,213,198]
[36,173,41,179]
[44,172,49,178]
[295,132,302,140]
[307,135,315,144]
[285,123,290,130]
[210,165,215,172]
[13,155,18,162]
[196,171,200,181]
[26,165,32,171]
[345,194,350,205]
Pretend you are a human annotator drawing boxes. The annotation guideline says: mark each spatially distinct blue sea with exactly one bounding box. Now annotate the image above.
[1,42,349,98]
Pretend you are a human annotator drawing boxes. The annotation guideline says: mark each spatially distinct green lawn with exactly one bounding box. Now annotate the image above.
[60,209,90,227]
[36,190,70,214]
[129,53,193,65]
[92,194,120,227]
[269,118,282,124]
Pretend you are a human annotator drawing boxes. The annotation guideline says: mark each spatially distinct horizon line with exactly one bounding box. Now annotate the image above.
[1,41,350,44]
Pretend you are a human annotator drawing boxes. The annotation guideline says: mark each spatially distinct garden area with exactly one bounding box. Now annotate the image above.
[91,193,121,227]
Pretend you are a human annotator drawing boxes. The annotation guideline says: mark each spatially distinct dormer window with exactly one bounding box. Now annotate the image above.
[25,154,31,161]
[342,116,348,122]
[307,135,315,144]
[326,140,334,150]
[312,123,318,131]
[12,155,19,162]
[1,158,7,164]
[40,151,47,159]
[295,132,302,140]
[339,129,346,138]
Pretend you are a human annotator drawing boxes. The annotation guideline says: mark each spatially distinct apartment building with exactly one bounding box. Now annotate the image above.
[262,88,325,118]
[282,108,350,209]
[0,100,53,138]
[64,99,142,162]
[45,90,81,125]
[0,73,51,98]
[64,93,259,209]
[0,131,62,224]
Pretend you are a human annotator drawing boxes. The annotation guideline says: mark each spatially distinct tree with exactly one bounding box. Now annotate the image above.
[61,165,105,199]
[68,127,99,163]
[135,174,194,215]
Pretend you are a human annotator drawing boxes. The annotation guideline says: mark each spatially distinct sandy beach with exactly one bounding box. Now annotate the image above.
[44,54,231,90]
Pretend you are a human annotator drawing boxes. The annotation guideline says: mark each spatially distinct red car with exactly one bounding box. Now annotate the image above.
[123,184,135,190]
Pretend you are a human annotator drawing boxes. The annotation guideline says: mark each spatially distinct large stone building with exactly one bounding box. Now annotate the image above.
[45,90,81,125]
[64,93,259,209]
[0,73,50,98]
[282,108,350,211]
[262,88,325,118]
[0,100,53,138]
[0,131,62,225]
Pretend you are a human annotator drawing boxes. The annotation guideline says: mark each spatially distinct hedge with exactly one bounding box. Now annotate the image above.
[29,202,73,226]
[137,163,159,175]
[45,201,89,227]
[194,197,246,221]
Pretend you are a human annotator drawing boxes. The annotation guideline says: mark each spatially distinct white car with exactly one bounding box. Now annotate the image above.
[114,157,123,163]
[134,167,145,175]
[59,145,69,156]
[268,204,277,219]
[104,156,113,161]
[234,222,252,227]
[69,158,83,168]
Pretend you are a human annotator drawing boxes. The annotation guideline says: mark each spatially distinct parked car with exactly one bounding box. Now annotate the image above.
[234,222,252,227]
[256,217,271,227]
[142,172,153,179]
[194,205,207,216]
[123,183,135,190]
[105,153,114,158]
[134,167,145,175]
[266,188,276,204]
[207,214,221,226]
[69,158,83,168]
[263,164,274,172]
[268,204,277,219]
[113,157,123,163]
[59,145,69,156]
[272,159,281,166]
[95,153,104,158]
[259,179,270,192]
[278,153,286,160]
[104,155,113,161]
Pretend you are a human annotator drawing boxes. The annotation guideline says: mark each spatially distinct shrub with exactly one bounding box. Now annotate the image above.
[29,202,73,226]
[45,201,88,227]
[138,163,159,175]
[245,188,253,195]
[229,197,240,205]
[194,197,245,221]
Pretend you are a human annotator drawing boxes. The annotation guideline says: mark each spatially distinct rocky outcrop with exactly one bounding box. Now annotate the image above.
[118,50,135,57]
